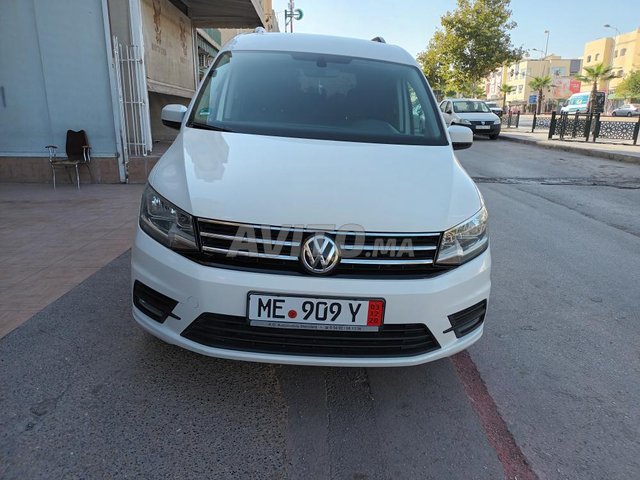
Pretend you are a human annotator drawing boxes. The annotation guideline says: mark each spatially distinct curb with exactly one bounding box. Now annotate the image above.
[500,134,640,165]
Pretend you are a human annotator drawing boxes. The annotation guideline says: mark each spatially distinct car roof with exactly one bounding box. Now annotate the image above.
[222,32,417,66]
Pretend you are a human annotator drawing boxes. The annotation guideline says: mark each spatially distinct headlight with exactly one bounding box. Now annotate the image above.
[494,118,501,124]
[139,185,198,252]
[436,206,488,265]
[457,118,472,126]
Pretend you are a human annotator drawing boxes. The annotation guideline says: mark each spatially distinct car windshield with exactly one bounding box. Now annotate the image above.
[188,51,447,146]
[452,101,491,113]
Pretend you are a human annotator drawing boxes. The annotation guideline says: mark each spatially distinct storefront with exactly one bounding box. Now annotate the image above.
[0,0,271,184]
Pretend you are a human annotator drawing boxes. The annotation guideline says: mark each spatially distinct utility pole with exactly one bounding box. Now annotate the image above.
[284,1,303,33]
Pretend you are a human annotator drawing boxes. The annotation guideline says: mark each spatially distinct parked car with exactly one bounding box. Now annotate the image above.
[439,98,501,139]
[485,101,504,117]
[561,91,606,114]
[131,32,490,367]
[611,104,640,117]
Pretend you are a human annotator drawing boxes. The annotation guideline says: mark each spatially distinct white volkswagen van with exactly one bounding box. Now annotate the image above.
[561,92,590,113]
[131,32,490,367]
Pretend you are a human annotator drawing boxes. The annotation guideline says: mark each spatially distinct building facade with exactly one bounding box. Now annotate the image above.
[0,0,275,184]
[484,56,582,111]
[581,28,640,98]
[485,67,507,102]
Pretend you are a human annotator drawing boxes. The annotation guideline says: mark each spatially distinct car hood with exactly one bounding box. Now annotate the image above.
[455,112,500,122]
[149,127,482,232]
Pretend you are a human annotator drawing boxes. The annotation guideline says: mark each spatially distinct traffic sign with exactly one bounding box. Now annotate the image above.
[528,94,538,105]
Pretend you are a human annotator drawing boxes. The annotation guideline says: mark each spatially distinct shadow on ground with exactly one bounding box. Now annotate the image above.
[0,253,503,480]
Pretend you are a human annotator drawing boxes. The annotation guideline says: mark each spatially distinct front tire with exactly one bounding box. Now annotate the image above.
[489,134,499,140]
[627,112,633,117]
[612,112,617,116]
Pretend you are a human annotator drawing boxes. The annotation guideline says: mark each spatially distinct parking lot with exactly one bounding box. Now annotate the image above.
[1,139,640,479]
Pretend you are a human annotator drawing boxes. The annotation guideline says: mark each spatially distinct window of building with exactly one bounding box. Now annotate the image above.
[621,48,627,56]
[595,53,600,61]
[587,55,592,62]
[619,70,624,77]
[518,85,523,93]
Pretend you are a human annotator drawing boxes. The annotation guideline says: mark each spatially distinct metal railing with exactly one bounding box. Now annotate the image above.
[113,37,152,158]
[546,112,640,145]
[501,111,520,128]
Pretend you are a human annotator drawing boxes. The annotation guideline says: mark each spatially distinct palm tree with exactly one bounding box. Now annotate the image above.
[574,63,617,113]
[528,75,553,114]
[499,84,515,110]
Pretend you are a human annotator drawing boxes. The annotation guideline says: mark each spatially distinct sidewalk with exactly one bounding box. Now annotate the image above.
[499,129,640,164]
[0,183,144,338]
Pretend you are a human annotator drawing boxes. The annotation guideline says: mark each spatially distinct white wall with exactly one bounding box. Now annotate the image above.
[0,0,117,156]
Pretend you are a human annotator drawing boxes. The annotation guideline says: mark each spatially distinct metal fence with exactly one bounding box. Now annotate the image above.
[542,111,640,145]
[500,111,520,128]
[530,113,552,131]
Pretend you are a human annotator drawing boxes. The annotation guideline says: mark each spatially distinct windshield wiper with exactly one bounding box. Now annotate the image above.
[187,122,234,133]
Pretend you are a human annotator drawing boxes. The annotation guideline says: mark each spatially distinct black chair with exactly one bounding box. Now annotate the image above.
[45,130,92,189]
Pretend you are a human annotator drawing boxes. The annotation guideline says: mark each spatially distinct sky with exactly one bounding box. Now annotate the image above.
[271,0,640,60]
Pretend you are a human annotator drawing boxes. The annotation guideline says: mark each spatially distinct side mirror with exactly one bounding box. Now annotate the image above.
[161,104,188,130]
[448,125,473,150]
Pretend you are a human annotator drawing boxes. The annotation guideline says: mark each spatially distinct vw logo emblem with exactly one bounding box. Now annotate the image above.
[300,233,340,275]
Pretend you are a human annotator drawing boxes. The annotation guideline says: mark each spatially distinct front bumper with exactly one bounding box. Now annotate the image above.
[469,124,501,135]
[131,228,491,367]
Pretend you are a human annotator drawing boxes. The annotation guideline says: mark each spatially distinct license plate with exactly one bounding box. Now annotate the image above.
[247,292,385,332]
[476,125,490,130]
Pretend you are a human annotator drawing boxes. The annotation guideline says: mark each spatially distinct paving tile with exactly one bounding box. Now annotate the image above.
[0,183,144,338]
[0,266,46,289]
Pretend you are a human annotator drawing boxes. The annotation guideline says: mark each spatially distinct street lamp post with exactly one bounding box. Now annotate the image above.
[603,24,620,112]
[543,30,550,58]
[531,47,549,113]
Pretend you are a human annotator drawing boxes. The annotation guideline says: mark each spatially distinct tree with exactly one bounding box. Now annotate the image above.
[460,82,486,98]
[417,31,451,97]
[528,75,553,114]
[417,0,523,95]
[499,83,515,109]
[615,70,640,101]
[574,63,617,112]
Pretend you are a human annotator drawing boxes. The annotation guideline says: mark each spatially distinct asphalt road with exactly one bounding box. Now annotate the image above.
[1,139,639,479]
[459,138,640,479]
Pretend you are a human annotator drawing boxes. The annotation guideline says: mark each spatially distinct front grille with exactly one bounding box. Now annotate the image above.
[191,218,449,277]
[470,120,492,125]
[444,300,487,338]
[181,313,440,357]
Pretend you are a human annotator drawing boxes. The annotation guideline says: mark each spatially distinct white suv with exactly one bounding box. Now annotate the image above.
[131,32,490,367]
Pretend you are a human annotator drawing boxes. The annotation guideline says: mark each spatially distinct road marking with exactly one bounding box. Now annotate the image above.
[452,351,538,480]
